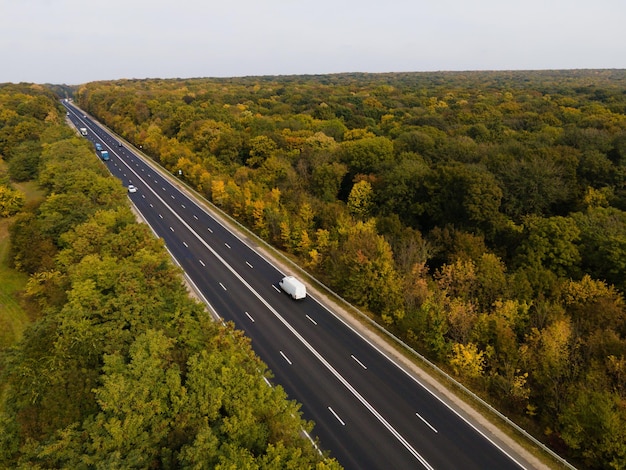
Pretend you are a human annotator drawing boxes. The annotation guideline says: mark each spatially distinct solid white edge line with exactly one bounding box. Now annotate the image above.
[302,429,324,457]
[259,371,322,456]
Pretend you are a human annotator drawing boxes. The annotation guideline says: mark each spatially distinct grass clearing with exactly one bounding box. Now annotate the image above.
[0,218,31,349]
[0,165,44,349]
[13,179,46,204]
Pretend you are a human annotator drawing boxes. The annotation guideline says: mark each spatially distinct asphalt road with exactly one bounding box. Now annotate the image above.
[64,101,531,470]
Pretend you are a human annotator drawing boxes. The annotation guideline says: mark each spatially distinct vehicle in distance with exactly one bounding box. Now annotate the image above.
[127,184,137,193]
[79,127,88,136]
[279,276,306,299]
[95,143,102,151]
[100,150,110,161]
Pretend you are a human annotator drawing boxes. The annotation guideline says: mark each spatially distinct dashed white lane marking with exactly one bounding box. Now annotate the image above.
[329,407,345,426]
[416,413,438,433]
[279,350,292,365]
[351,355,367,370]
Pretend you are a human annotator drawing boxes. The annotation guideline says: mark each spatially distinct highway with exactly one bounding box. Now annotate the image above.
[63,102,531,469]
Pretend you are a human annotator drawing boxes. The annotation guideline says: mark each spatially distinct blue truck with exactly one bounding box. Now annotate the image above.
[100,150,110,161]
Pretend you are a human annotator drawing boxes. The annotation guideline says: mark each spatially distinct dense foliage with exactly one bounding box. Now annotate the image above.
[77,70,626,468]
[0,83,340,468]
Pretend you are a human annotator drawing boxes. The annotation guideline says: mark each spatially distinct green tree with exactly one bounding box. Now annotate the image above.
[247,135,278,168]
[393,130,436,156]
[325,219,403,318]
[495,152,575,219]
[474,253,508,310]
[559,388,626,469]
[560,275,626,337]
[525,318,577,417]
[347,179,373,220]
[514,215,581,278]
[0,185,25,217]
[8,211,57,274]
[311,161,347,202]
[424,163,503,234]
[7,140,41,181]
[574,206,626,290]
[339,136,394,174]
[37,192,94,242]
[375,157,430,228]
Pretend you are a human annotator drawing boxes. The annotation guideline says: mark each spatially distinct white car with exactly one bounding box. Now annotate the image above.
[127,184,137,193]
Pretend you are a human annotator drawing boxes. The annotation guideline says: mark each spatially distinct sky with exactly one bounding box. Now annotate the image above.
[1,0,625,85]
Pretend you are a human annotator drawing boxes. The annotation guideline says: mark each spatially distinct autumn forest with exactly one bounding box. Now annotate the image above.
[2,69,626,468]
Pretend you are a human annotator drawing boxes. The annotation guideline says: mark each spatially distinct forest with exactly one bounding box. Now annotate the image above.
[0,83,341,468]
[71,70,626,469]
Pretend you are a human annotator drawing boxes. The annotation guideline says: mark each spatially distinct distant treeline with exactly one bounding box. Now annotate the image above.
[75,70,626,468]
[0,83,341,468]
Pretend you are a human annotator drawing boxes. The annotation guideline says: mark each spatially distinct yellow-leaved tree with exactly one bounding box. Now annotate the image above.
[449,342,486,379]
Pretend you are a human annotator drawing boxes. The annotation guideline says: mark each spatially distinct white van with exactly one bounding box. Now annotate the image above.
[279,276,306,300]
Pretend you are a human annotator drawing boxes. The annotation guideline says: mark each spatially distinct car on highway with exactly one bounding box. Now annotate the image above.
[279,276,306,299]
[127,184,137,193]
